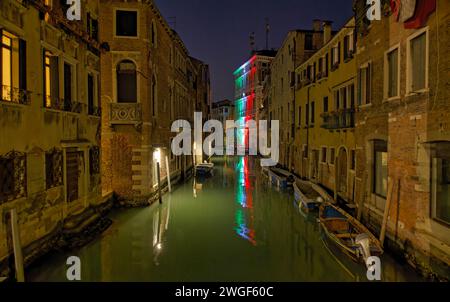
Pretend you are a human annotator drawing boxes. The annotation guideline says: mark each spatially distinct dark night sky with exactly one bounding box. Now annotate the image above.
[155,0,354,102]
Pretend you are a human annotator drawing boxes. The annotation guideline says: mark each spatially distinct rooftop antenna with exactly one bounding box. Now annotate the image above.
[249,32,256,54]
[265,17,270,50]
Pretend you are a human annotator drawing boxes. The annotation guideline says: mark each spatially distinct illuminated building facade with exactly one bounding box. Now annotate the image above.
[233,50,276,152]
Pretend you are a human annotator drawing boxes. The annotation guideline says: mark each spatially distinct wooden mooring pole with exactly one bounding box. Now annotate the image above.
[380,178,395,247]
[165,156,172,193]
[10,209,25,282]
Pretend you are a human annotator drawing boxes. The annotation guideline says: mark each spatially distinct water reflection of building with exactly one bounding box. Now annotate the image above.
[234,157,256,246]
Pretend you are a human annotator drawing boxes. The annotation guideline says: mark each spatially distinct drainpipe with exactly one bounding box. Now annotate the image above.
[307,85,310,180]
[292,38,297,173]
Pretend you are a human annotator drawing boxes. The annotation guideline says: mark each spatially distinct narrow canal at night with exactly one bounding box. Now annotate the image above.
[27,157,424,282]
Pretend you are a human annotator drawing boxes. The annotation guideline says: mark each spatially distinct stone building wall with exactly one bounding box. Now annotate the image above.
[354,0,450,279]
[0,0,108,277]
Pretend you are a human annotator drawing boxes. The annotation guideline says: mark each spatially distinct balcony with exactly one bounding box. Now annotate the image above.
[1,85,31,105]
[88,106,102,117]
[110,103,142,126]
[321,109,355,130]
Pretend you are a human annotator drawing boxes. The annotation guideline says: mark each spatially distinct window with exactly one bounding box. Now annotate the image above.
[151,20,157,47]
[321,147,327,163]
[340,87,347,109]
[87,13,99,41]
[116,60,137,103]
[349,84,355,108]
[358,63,371,105]
[45,149,63,189]
[350,149,356,170]
[344,32,354,60]
[43,50,59,108]
[89,146,100,175]
[115,10,138,37]
[318,57,323,77]
[323,97,329,113]
[334,90,340,110]
[63,62,73,109]
[303,145,308,158]
[408,31,427,92]
[152,75,157,117]
[298,106,302,127]
[0,151,26,204]
[330,148,335,164]
[385,47,399,98]
[1,31,27,103]
[88,73,94,114]
[431,143,450,225]
[310,101,315,125]
[332,43,340,67]
[373,140,388,198]
[305,103,309,126]
[305,33,313,50]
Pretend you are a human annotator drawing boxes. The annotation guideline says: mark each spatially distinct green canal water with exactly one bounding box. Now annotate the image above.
[27,157,424,282]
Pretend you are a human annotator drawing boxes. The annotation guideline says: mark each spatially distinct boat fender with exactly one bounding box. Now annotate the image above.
[355,233,372,265]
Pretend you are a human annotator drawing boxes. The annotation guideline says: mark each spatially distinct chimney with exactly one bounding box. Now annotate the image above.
[323,20,333,44]
[312,19,321,32]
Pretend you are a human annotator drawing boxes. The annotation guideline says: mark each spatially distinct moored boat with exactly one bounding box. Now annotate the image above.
[319,202,383,266]
[195,162,214,175]
[268,167,294,189]
[293,179,325,211]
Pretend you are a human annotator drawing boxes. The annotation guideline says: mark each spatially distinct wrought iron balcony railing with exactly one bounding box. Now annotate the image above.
[1,85,31,105]
[88,106,102,117]
[110,103,142,125]
[321,108,355,130]
[44,97,84,113]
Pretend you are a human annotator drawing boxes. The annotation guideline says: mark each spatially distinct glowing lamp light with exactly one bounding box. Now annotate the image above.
[156,243,162,250]
[153,148,161,164]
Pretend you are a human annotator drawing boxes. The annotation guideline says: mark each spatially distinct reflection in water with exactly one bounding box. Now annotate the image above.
[26,157,424,282]
[153,197,171,266]
[235,157,256,246]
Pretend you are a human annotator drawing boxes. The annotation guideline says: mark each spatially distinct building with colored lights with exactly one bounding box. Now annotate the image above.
[233,50,277,152]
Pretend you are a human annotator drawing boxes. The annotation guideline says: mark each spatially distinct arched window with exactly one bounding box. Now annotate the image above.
[116,60,137,103]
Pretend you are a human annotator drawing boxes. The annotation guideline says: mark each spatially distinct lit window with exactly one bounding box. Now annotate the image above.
[43,50,59,108]
[1,31,26,103]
